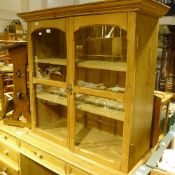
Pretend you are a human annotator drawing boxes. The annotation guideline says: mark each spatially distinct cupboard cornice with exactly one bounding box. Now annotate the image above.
[18,0,169,21]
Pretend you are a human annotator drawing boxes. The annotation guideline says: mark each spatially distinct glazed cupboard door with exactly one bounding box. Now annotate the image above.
[28,19,69,146]
[71,13,128,170]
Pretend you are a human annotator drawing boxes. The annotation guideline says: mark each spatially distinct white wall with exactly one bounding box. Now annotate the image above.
[78,0,103,3]
[0,0,21,33]
[0,0,20,19]
[48,0,75,8]
[28,0,42,11]
[0,0,98,33]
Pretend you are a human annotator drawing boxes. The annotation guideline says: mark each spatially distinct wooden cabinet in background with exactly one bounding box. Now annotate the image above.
[18,0,168,174]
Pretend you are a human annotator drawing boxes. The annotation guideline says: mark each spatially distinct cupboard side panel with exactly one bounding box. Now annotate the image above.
[130,14,159,169]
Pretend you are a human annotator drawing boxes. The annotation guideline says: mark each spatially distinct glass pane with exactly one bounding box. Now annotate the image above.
[74,25,127,90]
[32,28,67,81]
[35,84,68,142]
[75,93,123,162]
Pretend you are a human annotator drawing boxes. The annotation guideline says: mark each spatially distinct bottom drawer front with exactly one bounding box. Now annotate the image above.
[20,141,66,174]
[0,159,19,175]
[0,142,18,163]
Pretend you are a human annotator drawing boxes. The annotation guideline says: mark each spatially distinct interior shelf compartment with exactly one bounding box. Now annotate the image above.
[36,91,67,106]
[36,97,68,143]
[76,60,126,72]
[35,57,67,66]
[76,103,124,121]
[39,119,68,140]
[74,125,122,169]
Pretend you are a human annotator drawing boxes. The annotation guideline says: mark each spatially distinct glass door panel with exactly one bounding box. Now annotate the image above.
[74,25,127,91]
[73,23,127,168]
[75,93,123,164]
[35,84,68,143]
[32,28,67,82]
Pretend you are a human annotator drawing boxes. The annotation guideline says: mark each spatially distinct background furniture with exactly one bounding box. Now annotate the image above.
[0,43,14,118]
[151,90,173,147]
[0,41,31,127]
[3,42,31,128]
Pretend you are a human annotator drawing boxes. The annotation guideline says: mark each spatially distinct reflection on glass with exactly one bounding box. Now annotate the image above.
[74,25,127,90]
[32,28,67,81]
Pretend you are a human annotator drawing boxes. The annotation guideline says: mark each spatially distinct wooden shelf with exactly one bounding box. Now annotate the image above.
[76,54,123,59]
[35,58,67,66]
[36,91,67,106]
[77,60,126,72]
[76,103,124,121]
[37,91,124,121]
[74,86,125,101]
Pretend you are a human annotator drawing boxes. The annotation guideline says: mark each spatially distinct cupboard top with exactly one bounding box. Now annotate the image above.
[18,0,169,22]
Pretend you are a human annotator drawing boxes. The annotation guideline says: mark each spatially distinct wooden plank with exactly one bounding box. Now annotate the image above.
[77,60,126,72]
[35,58,67,66]
[76,103,124,121]
[33,77,66,88]
[36,91,67,106]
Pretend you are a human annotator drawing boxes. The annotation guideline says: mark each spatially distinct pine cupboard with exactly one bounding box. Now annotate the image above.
[18,0,168,174]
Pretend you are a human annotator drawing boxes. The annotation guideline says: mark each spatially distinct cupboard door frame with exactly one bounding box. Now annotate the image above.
[70,13,129,170]
[28,19,69,147]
